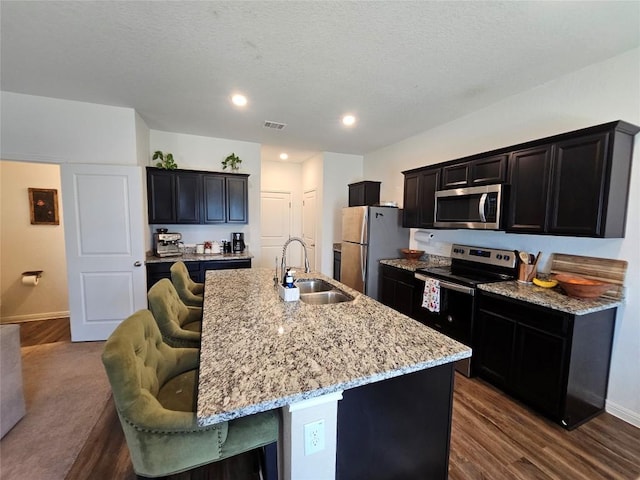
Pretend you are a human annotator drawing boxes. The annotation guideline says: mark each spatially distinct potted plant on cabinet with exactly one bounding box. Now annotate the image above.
[222,153,242,171]
[152,150,178,169]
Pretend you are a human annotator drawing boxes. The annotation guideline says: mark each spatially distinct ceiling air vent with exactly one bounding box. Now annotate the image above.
[263,120,287,130]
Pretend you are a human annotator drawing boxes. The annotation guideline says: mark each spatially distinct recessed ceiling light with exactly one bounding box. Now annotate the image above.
[279,153,289,160]
[231,94,248,107]
[342,114,356,126]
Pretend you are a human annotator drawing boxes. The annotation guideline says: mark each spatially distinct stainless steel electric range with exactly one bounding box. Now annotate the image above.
[413,244,518,376]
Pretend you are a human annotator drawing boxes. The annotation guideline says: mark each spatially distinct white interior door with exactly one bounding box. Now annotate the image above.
[61,164,146,341]
[260,191,295,270]
[303,190,317,272]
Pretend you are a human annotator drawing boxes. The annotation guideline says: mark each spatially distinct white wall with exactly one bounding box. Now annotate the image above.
[261,160,304,267]
[0,92,138,164]
[0,161,69,322]
[364,48,640,426]
[321,153,364,274]
[302,154,324,272]
[149,130,262,260]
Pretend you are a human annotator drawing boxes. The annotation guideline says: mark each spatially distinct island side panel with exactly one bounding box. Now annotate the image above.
[335,363,455,480]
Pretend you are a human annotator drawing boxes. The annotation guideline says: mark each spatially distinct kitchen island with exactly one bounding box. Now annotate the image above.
[197,268,470,480]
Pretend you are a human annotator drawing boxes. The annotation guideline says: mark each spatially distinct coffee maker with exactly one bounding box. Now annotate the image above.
[231,232,245,253]
[153,229,183,257]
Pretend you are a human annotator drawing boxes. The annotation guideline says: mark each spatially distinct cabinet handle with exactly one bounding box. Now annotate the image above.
[134,261,142,267]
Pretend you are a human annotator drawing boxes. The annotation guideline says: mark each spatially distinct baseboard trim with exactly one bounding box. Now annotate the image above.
[606,400,640,428]
[1,311,70,324]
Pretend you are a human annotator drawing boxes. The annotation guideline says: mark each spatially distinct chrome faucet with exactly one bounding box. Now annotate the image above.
[281,237,311,281]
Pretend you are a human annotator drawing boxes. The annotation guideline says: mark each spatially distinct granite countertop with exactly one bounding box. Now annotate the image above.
[380,255,451,273]
[197,268,470,426]
[479,281,623,315]
[145,250,253,264]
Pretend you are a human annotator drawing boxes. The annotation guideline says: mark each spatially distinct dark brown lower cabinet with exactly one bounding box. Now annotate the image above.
[146,258,251,287]
[474,291,616,429]
[337,363,455,480]
[379,264,418,318]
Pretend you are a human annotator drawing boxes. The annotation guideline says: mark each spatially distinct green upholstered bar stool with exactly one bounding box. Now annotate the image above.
[102,309,279,479]
[147,278,201,348]
[170,261,204,307]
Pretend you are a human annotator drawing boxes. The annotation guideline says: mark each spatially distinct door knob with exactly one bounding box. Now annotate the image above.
[134,261,142,267]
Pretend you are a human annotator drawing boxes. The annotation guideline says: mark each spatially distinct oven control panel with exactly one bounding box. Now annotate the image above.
[450,244,517,268]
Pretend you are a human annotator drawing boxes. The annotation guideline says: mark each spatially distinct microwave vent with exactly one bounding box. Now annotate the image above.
[263,120,287,130]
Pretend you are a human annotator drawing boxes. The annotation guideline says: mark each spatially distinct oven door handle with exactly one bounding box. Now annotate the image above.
[414,273,475,296]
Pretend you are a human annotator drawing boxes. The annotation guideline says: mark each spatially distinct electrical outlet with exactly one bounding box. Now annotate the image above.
[304,419,325,455]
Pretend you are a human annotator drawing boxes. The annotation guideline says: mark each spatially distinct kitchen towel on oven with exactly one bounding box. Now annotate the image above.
[422,278,441,313]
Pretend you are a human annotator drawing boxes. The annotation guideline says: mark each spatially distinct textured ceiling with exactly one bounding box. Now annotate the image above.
[1,1,639,162]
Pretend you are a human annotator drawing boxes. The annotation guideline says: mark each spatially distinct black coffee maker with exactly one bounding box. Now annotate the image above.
[231,232,245,253]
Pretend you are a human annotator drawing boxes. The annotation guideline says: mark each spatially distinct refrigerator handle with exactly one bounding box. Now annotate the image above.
[361,247,367,283]
[361,210,367,244]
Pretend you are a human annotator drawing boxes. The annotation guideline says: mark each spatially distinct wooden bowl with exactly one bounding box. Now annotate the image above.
[400,248,425,261]
[553,274,612,299]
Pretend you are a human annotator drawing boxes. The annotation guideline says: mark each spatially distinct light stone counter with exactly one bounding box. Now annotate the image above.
[380,255,451,273]
[196,268,470,426]
[479,281,622,315]
[145,250,253,264]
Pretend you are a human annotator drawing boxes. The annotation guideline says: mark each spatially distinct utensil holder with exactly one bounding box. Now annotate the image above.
[518,263,536,283]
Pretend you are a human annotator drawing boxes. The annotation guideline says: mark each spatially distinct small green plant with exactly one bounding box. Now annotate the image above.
[152,150,178,169]
[222,153,242,171]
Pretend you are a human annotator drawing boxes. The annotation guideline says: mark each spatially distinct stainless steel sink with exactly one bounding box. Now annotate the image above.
[299,290,354,305]
[295,278,335,294]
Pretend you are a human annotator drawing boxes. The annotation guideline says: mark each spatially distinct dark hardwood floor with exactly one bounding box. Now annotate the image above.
[17,318,640,479]
[19,316,70,346]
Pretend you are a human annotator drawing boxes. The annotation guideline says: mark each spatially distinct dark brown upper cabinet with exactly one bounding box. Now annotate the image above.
[441,154,508,189]
[547,133,610,236]
[507,122,639,238]
[348,181,381,206]
[147,167,248,225]
[403,120,638,238]
[402,166,441,228]
[507,145,553,233]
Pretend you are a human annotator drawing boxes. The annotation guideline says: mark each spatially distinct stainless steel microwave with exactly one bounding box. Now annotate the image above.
[434,184,504,230]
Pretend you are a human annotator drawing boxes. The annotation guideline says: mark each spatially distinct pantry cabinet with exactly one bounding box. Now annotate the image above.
[474,291,616,429]
[147,168,248,225]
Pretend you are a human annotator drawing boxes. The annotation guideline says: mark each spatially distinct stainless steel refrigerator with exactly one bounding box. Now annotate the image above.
[340,206,408,299]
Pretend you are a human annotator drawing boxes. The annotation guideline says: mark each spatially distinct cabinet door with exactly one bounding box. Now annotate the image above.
[513,324,567,418]
[226,176,248,223]
[147,169,175,223]
[403,168,440,228]
[548,133,609,237]
[202,175,226,224]
[402,173,420,227]
[506,145,552,233]
[333,251,341,281]
[175,173,201,224]
[348,183,365,207]
[474,310,516,388]
[417,169,440,228]
[379,265,416,317]
[441,162,470,189]
[471,154,508,186]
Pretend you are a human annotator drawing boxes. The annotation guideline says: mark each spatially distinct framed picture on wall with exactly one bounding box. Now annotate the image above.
[28,188,59,225]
